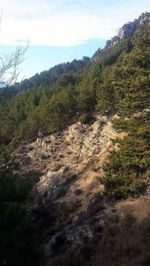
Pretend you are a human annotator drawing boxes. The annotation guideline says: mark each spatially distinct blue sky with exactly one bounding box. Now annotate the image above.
[0,0,149,80]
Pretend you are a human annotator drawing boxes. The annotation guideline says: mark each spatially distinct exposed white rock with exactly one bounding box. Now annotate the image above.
[37,166,68,196]
[35,115,119,163]
[65,116,118,160]
[25,115,127,203]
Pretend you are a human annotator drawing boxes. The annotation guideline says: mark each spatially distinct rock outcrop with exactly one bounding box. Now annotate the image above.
[65,116,117,160]
[93,12,150,61]
[118,12,150,39]
[14,114,127,264]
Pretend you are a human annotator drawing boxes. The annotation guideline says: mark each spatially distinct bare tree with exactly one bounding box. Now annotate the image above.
[0,9,28,86]
[0,44,28,86]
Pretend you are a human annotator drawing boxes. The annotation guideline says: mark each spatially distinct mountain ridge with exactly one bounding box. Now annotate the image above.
[1,12,149,100]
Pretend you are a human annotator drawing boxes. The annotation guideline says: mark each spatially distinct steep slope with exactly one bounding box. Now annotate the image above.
[13,114,127,264]
[13,109,150,266]
[0,12,150,266]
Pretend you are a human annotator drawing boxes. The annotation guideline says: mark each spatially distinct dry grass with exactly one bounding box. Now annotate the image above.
[94,195,150,266]
[45,195,150,266]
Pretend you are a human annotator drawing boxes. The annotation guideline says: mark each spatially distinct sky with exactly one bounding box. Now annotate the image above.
[0,0,149,80]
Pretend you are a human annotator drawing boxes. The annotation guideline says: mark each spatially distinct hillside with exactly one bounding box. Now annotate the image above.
[0,12,150,266]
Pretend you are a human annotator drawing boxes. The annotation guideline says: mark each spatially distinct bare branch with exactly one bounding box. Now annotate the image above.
[0,43,28,85]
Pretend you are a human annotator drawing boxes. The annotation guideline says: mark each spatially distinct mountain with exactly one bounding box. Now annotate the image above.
[0,12,150,266]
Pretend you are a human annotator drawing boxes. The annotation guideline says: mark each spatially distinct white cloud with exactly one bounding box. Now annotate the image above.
[0,0,149,46]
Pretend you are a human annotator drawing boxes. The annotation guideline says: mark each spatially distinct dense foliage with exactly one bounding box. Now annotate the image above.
[0,148,38,266]
[102,112,150,199]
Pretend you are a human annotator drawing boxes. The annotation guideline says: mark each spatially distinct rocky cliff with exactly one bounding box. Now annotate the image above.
[117,12,150,39]
[93,12,150,61]
[14,114,127,264]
